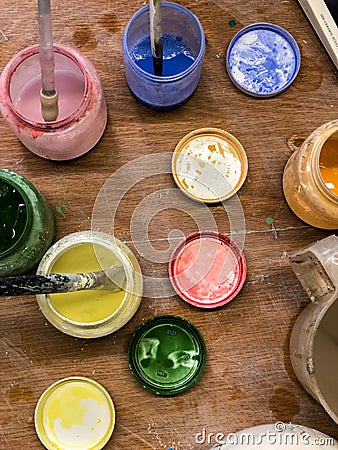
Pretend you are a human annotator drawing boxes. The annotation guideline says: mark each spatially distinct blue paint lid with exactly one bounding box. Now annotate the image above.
[226,23,301,97]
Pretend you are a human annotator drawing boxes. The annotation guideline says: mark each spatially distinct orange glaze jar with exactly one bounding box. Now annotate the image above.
[283,120,338,229]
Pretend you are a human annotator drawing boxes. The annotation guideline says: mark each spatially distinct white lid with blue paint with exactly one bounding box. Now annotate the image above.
[226,23,301,97]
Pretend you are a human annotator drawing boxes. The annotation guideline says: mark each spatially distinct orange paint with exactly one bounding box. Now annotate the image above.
[217,142,225,156]
[319,135,338,196]
[181,178,189,189]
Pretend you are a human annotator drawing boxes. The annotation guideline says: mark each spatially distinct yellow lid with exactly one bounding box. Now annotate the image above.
[172,128,248,203]
[34,377,115,450]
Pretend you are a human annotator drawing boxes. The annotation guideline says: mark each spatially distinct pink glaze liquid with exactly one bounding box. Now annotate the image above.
[13,70,85,122]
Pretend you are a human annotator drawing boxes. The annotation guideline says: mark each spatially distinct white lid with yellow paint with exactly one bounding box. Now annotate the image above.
[34,377,115,450]
[172,128,248,203]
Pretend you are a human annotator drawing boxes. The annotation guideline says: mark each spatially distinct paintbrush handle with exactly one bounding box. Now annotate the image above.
[38,0,55,94]
[0,272,107,296]
[149,0,163,76]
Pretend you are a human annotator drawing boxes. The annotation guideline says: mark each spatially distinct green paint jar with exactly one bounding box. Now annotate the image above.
[0,169,55,275]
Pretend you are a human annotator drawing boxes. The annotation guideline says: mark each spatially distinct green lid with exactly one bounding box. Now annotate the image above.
[128,315,206,396]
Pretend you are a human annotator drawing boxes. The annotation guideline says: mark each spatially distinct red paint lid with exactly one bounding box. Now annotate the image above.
[169,231,246,309]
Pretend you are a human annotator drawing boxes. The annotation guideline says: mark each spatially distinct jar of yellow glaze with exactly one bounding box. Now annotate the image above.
[283,120,338,229]
[36,231,143,338]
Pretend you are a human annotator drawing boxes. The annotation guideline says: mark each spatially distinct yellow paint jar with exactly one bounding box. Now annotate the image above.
[35,377,115,450]
[283,120,338,229]
[36,231,142,338]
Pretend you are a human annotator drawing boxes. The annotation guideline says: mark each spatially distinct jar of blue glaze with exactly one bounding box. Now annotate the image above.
[0,169,55,275]
[122,2,206,110]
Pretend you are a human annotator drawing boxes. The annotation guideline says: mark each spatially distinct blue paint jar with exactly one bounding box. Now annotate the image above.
[122,2,205,110]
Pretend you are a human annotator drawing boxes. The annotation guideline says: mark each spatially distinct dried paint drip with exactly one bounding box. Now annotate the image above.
[286,134,306,152]
[98,14,121,34]
[269,386,300,423]
[73,25,97,51]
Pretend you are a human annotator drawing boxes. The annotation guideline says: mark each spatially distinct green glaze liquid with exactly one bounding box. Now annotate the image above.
[0,180,27,254]
[0,169,55,275]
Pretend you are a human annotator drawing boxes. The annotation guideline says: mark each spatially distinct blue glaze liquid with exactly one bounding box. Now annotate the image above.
[131,34,196,76]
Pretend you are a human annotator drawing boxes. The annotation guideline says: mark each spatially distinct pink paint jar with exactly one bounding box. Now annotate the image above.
[0,44,107,160]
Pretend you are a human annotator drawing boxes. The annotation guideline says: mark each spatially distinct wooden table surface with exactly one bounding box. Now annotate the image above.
[0,0,337,448]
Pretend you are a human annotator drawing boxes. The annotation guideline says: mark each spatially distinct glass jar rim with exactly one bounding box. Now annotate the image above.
[4,44,90,131]
[122,1,206,82]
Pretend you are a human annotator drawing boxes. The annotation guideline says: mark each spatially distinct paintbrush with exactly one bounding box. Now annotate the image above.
[149,0,163,76]
[38,0,59,121]
[0,266,126,297]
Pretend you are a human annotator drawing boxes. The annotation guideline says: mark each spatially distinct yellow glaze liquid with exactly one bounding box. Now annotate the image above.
[50,243,125,323]
[319,135,338,196]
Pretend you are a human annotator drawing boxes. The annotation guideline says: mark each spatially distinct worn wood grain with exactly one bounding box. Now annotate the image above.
[0,0,337,448]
